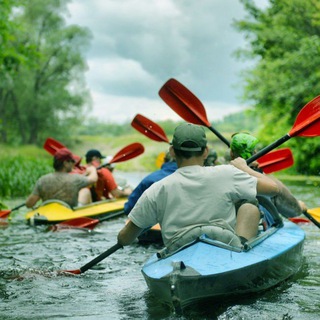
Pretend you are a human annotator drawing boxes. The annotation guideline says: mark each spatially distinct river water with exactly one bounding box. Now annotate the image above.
[0,173,319,320]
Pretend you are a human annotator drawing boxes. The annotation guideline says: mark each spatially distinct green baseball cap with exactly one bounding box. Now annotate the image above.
[172,123,207,151]
[230,132,259,160]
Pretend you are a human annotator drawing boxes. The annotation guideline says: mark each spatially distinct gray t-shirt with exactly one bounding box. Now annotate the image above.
[32,172,90,207]
[129,164,257,248]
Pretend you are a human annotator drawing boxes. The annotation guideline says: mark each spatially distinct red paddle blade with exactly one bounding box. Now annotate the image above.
[289,217,310,224]
[60,269,81,275]
[131,114,169,143]
[0,210,11,219]
[257,148,294,174]
[43,138,82,166]
[50,217,100,231]
[43,137,66,155]
[159,78,211,127]
[110,142,145,164]
[289,95,320,137]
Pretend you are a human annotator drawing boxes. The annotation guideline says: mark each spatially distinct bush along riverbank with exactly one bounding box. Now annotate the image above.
[1,138,318,200]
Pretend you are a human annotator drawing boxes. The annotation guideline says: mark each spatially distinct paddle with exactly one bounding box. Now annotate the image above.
[44,138,144,170]
[62,243,123,274]
[43,138,83,167]
[246,95,320,164]
[98,142,145,169]
[256,148,294,174]
[303,210,320,228]
[61,222,158,274]
[289,208,320,227]
[132,113,293,174]
[51,206,125,230]
[131,114,170,143]
[43,137,66,155]
[159,78,230,147]
[0,203,25,219]
[49,217,100,231]
[308,207,320,220]
[289,217,310,224]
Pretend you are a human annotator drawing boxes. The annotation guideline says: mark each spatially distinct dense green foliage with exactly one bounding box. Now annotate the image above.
[213,110,260,136]
[0,0,91,145]
[235,0,320,175]
[1,0,319,176]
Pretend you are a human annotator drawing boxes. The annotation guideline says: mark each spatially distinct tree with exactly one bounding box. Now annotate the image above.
[235,0,320,174]
[0,0,92,145]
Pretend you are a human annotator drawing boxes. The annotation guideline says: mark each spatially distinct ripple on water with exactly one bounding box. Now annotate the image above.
[1,180,320,319]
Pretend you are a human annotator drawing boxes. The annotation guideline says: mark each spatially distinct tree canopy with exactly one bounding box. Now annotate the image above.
[0,0,92,145]
[235,0,320,174]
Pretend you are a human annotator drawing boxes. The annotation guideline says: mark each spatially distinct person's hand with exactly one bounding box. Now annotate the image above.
[230,157,248,171]
[298,200,307,212]
[249,161,259,170]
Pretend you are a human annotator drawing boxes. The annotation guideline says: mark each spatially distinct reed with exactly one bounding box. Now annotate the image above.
[0,156,52,198]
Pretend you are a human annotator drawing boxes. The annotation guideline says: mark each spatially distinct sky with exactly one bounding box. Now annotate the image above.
[65,0,266,124]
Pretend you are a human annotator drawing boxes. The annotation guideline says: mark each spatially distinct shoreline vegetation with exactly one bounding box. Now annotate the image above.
[1,133,319,200]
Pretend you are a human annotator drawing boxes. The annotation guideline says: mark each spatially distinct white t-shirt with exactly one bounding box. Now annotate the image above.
[128,164,257,247]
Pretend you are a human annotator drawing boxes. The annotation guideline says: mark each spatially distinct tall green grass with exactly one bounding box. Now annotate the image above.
[0,156,52,199]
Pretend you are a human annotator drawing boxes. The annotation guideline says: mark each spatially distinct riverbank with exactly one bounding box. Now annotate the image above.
[1,136,319,199]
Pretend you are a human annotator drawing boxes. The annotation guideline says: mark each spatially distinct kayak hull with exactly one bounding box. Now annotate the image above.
[25,199,126,225]
[142,222,305,311]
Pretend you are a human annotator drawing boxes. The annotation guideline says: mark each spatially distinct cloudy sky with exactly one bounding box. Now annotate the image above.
[66,0,266,123]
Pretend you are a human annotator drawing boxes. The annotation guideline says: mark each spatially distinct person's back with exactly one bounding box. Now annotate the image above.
[26,148,98,208]
[132,164,257,249]
[33,172,90,207]
[119,123,279,252]
[124,153,177,214]
[84,149,132,201]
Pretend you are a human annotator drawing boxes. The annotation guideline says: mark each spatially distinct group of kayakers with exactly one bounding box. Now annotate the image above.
[25,122,306,252]
[118,123,306,251]
[25,148,133,209]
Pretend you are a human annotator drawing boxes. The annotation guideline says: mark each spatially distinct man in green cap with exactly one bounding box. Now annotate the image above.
[230,132,307,220]
[230,132,259,160]
[117,123,279,252]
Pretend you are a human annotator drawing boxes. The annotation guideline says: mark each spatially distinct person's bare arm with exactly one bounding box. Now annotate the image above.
[84,166,98,185]
[230,157,279,196]
[25,194,40,208]
[269,176,306,216]
[117,220,143,246]
[110,186,132,198]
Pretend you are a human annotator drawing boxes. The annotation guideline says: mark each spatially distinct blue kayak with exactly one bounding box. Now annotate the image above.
[142,221,305,311]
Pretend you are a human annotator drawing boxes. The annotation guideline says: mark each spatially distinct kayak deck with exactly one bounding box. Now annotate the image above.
[142,222,305,311]
[25,199,126,225]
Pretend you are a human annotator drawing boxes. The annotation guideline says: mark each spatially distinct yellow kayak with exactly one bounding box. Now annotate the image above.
[25,199,126,226]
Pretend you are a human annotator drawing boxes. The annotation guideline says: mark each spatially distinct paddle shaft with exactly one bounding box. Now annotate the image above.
[208,125,230,147]
[247,134,290,164]
[10,203,26,212]
[80,243,123,273]
[303,210,320,229]
[0,203,26,218]
[65,243,123,274]
[64,225,155,274]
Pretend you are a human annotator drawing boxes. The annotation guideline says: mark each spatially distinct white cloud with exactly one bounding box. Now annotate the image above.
[66,0,261,123]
